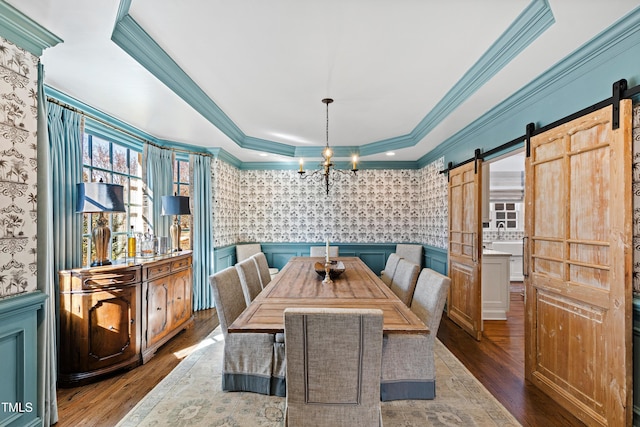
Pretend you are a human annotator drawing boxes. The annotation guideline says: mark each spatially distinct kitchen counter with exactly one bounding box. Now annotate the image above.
[482,249,511,320]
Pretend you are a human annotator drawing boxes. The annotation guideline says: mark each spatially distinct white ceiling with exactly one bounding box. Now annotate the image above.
[6,0,638,163]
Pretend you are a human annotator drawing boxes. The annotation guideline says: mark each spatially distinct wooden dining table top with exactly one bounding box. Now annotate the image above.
[228,256,428,334]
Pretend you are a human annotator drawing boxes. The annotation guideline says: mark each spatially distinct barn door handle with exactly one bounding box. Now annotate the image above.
[522,237,529,277]
[472,232,478,263]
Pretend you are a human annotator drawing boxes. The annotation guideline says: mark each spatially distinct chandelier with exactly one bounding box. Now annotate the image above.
[298,98,358,195]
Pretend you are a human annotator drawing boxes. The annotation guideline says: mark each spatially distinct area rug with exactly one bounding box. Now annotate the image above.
[117,327,521,426]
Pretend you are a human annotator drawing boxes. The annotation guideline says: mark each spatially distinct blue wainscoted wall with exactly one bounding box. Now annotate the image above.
[634,298,640,425]
[213,243,448,277]
[0,292,47,427]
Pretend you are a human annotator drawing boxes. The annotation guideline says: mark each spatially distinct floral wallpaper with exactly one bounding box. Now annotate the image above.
[0,38,38,299]
[212,156,448,249]
[212,158,240,247]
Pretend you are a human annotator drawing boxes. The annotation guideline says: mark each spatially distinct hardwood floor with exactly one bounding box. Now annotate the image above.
[55,286,585,426]
[55,309,219,427]
[437,283,586,427]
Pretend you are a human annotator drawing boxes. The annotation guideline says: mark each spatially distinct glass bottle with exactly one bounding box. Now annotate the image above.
[127,225,137,258]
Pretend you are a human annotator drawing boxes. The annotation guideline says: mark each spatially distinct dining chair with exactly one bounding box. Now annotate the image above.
[389,258,420,306]
[209,266,284,396]
[235,257,263,306]
[309,245,339,257]
[236,243,279,276]
[251,252,272,288]
[380,253,402,286]
[284,307,384,427]
[380,268,451,401]
[395,243,422,267]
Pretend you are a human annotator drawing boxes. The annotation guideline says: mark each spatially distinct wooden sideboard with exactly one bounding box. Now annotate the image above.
[58,251,193,386]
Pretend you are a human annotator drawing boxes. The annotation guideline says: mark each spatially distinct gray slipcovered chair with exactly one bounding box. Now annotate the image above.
[309,245,339,257]
[380,253,402,286]
[389,258,420,306]
[209,266,285,396]
[236,243,279,276]
[284,307,384,427]
[380,268,451,401]
[235,257,263,306]
[395,243,423,267]
[251,252,273,288]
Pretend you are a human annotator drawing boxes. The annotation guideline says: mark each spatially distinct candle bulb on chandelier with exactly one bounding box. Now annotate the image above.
[352,155,358,172]
[299,158,304,172]
[326,238,330,263]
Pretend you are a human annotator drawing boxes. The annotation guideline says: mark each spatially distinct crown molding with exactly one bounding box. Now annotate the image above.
[418,5,640,167]
[239,160,419,171]
[112,0,552,159]
[0,1,62,56]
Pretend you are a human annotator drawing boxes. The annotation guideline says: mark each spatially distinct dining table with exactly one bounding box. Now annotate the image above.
[228,256,428,334]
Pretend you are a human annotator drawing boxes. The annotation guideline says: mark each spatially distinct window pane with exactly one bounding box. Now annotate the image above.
[112,234,126,261]
[178,186,189,197]
[92,137,111,171]
[113,144,128,174]
[507,221,517,228]
[496,212,505,220]
[178,160,189,184]
[92,170,109,183]
[173,159,179,182]
[129,205,143,231]
[494,203,504,210]
[506,203,515,210]
[83,134,90,166]
[507,212,517,219]
[111,212,126,234]
[112,174,126,186]
[130,152,142,178]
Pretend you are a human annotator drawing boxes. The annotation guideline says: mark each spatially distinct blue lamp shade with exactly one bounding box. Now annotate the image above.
[76,182,126,213]
[161,195,191,216]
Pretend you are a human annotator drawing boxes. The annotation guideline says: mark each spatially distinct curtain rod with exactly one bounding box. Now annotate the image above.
[46,96,213,158]
[440,78,640,175]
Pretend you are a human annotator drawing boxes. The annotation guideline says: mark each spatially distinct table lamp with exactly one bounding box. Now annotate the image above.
[161,194,191,252]
[77,180,126,266]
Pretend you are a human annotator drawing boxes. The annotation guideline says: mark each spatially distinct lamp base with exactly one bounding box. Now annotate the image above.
[91,213,112,268]
[170,218,182,252]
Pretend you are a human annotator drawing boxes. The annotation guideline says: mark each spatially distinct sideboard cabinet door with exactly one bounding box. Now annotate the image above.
[59,284,141,385]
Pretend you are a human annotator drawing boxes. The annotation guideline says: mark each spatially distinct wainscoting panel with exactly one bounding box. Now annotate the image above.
[215,243,449,279]
[425,246,449,275]
[213,245,236,272]
[634,298,640,425]
[0,292,46,427]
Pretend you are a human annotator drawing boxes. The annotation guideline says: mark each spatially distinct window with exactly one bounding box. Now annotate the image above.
[81,134,143,266]
[173,156,191,250]
[492,202,520,230]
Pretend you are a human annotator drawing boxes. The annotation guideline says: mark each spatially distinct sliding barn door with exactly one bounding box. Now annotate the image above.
[448,159,483,341]
[524,100,632,426]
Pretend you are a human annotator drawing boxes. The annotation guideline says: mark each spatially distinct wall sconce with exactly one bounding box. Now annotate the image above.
[76,180,126,267]
[161,194,191,252]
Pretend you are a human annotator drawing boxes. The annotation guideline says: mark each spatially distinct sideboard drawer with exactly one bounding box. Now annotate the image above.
[81,268,140,290]
[145,262,172,281]
[171,257,191,272]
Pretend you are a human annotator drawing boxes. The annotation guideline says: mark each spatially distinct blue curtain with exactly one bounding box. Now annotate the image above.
[37,64,58,426]
[191,153,214,310]
[144,144,173,237]
[48,102,83,274]
[43,71,83,424]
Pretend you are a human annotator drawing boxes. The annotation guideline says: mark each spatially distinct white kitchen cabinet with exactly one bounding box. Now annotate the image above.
[481,249,511,320]
[491,241,524,281]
